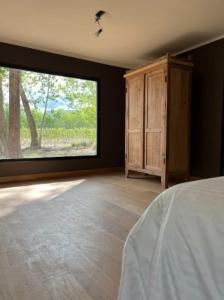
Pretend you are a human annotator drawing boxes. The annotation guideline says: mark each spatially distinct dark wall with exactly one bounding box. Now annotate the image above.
[0,42,126,177]
[181,39,224,177]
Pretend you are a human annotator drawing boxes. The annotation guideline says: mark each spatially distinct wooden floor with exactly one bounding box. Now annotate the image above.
[0,172,162,300]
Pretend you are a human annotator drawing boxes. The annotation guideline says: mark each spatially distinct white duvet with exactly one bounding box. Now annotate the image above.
[118,177,224,300]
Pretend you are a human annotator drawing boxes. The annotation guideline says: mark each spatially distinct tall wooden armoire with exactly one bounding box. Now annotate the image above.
[125,54,193,188]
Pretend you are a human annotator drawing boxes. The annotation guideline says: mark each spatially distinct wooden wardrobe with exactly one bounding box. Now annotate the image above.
[124,54,193,188]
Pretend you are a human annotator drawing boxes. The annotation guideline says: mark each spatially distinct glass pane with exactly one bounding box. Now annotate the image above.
[0,67,97,159]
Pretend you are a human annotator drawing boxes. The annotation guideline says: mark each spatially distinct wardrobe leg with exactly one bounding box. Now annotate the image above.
[125,168,129,178]
[161,175,168,189]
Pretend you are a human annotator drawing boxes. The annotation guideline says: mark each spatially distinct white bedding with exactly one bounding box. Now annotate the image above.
[118,177,224,300]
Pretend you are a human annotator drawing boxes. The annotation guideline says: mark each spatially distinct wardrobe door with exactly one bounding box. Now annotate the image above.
[126,75,144,170]
[144,68,166,175]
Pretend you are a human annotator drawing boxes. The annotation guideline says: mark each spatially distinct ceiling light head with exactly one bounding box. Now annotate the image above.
[95,28,103,37]
[95,10,106,22]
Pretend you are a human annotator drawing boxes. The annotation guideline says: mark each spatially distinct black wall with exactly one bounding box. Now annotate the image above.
[0,42,126,177]
[181,38,224,178]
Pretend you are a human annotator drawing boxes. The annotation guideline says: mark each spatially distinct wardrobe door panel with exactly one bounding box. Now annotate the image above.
[145,69,166,173]
[145,132,162,171]
[126,75,144,169]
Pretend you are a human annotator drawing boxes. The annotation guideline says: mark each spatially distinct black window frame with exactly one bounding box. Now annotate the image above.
[0,63,100,162]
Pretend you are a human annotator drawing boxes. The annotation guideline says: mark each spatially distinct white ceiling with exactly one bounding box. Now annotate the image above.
[0,0,224,68]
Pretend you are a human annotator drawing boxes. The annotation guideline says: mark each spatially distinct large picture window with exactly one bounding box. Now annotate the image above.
[0,67,98,160]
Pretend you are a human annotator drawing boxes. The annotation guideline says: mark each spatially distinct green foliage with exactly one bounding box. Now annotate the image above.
[20,127,96,140]
[20,71,97,130]
[0,67,8,79]
[20,108,96,129]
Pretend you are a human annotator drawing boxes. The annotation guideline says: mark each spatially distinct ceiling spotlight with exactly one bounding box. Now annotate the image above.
[95,10,106,22]
[95,28,103,37]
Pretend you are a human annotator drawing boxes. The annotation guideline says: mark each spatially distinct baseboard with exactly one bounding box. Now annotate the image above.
[189,176,204,181]
[0,167,124,185]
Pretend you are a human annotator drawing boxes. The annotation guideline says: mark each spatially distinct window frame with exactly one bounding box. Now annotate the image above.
[0,63,100,162]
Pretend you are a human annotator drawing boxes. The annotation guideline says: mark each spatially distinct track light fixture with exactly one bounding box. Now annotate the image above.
[95,10,106,37]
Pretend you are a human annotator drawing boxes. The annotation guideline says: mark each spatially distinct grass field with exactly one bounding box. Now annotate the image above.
[20,127,97,158]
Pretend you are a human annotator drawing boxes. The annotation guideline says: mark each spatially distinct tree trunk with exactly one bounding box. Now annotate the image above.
[0,76,8,157]
[20,86,39,150]
[8,69,22,159]
[39,75,51,146]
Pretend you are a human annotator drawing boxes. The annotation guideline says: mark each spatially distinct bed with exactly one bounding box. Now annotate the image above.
[118,177,224,300]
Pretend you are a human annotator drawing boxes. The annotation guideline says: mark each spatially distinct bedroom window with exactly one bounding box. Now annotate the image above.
[0,66,98,160]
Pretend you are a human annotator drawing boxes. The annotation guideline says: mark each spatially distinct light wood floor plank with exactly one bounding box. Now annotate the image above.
[0,172,160,299]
